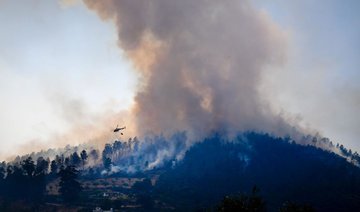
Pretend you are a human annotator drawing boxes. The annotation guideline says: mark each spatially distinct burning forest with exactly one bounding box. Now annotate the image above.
[1,0,360,211]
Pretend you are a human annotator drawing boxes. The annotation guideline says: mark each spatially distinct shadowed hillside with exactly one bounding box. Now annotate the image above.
[155,133,360,211]
[0,132,359,211]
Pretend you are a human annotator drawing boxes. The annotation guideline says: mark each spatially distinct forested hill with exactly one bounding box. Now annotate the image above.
[0,132,359,211]
[155,133,360,211]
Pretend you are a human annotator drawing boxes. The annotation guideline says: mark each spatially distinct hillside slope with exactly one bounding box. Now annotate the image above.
[154,133,360,211]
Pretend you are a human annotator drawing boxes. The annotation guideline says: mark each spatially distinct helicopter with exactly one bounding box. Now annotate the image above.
[113,125,126,135]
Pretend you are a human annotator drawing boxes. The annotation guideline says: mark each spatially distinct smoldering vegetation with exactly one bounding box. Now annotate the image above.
[1,0,359,210]
[1,132,360,211]
[4,131,359,177]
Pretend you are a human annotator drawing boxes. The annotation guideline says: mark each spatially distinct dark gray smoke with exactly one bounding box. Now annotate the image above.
[83,0,304,142]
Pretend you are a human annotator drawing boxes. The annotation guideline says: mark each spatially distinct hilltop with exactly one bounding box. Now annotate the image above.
[1,132,359,211]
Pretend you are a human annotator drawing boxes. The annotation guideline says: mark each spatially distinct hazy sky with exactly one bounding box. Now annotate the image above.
[0,0,137,158]
[256,0,360,150]
[0,0,359,159]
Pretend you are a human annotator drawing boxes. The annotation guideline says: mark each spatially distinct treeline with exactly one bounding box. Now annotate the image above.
[0,156,83,208]
[0,147,99,210]
[306,135,360,165]
[0,138,140,206]
[336,143,360,163]
[101,137,140,171]
[0,157,47,204]
[0,133,359,211]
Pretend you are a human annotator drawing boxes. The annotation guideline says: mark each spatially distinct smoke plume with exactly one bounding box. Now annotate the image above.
[83,0,301,141]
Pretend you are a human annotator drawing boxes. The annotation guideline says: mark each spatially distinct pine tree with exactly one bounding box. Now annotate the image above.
[21,157,35,177]
[36,157,49,175]
[70,152,81,167]
[103,157,112,171]
[80,150,88,169]
[90,149,99,161]
[50,160,58,174]
[58,165,82,203]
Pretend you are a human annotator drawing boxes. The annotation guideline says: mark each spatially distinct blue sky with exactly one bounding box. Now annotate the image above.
[0,0,359,159]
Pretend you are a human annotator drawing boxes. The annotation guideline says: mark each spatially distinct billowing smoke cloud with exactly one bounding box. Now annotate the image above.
[83,0,302,141]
